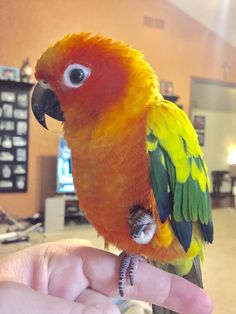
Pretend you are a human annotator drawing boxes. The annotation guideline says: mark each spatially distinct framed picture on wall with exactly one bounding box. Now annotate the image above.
[0,66,20,82]
[160,80,174,96]
[196,131,205,146]
[193,115,205,130]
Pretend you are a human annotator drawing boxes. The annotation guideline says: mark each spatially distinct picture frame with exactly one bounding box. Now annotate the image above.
[14,109,28,120]
[13,136,27,147]
[196,131,205,146]
[16,121,27,135]
[160,80,174,96]
[1,91,16,102]
[17,93,28,107]
[2,104,13,118]
[193,115,205,130]
[0,66,20,82]
[0,164,12,178]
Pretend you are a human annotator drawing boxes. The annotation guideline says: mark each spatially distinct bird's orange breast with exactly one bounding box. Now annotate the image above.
[70,115,151,232]
[66,113,185,262]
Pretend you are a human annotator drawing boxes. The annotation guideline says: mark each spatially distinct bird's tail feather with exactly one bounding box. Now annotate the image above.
[183,256,203,288]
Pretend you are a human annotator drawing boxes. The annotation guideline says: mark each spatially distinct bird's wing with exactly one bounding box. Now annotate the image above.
[147,99,213,252]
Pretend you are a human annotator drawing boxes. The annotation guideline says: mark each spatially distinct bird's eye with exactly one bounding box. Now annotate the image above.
[38,80,52,89]
[64,64,91,88]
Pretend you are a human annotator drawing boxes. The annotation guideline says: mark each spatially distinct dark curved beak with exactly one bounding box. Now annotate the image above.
[31,83,64,129]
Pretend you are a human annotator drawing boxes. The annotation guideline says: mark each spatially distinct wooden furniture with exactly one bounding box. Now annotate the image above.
[211,170,229,196]
[232,185,236,208]
[229,164,236,195]
[0,79,33,193]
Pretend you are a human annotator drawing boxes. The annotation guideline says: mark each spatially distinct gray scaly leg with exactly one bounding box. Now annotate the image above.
[118,205,157,296]
[119,252,140,297]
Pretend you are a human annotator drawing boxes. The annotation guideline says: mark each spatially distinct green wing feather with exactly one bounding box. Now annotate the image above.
[147,99,213,251]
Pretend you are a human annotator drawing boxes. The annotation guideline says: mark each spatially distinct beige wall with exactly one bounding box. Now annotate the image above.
[192,108,236,192]
[1,0,236,216]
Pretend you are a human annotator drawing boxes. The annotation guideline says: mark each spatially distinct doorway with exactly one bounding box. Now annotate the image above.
[190,77,236,195]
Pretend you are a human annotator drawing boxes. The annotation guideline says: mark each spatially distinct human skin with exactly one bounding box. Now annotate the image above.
[0,242,212,314]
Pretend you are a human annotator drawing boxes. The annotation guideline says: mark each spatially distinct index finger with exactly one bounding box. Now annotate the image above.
[79,247,213,314]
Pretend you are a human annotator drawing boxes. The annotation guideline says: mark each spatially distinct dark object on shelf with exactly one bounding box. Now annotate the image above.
[163,94,179,103]
[211,170,229,197]
[0,80,34,193]
[163,94,183,109]
[65,199,89,224]
[65,211,89,224]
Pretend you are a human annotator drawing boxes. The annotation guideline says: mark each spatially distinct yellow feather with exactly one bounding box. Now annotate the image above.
[153,220,174,248]
[191,159,208,191]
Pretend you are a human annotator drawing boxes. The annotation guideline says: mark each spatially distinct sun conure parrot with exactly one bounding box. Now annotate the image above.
[31,33,213,314]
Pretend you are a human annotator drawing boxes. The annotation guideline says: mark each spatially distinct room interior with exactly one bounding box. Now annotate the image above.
[0,1,236,313]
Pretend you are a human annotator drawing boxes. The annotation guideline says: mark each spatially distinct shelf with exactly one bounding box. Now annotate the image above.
[163,94,180,102]
[0,79,34,91]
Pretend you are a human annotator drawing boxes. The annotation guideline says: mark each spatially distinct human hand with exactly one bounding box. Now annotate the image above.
[0,242,212,314]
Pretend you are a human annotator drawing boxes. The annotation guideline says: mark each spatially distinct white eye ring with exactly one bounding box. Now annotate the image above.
[63,63,91,88]
[38,80,52,90]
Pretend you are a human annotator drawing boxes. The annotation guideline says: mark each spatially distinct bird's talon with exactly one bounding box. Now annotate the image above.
[118,252,139,296]
[129,276,134,286]
[119,288,124,297]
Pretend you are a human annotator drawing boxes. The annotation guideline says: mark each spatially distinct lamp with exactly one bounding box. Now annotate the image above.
[227,145,236,165]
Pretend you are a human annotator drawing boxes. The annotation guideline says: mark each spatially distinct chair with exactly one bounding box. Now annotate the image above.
[229,165,236,209]
[211,170,229,196]
[229,164,236,195]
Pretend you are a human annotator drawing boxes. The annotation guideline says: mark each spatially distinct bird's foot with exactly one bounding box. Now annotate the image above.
[128,205,157,245]
[118,206,156,296]
[119,252,144,297]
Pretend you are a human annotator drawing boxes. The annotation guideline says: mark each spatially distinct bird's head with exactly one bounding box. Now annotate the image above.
[32,33,158,130]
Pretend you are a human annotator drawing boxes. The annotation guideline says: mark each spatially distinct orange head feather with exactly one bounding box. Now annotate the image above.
[35,33,158,129]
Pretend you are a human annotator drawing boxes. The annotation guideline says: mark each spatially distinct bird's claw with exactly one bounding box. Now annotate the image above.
[118,252,141,297]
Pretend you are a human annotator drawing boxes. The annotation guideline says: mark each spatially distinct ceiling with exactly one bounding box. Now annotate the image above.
[168,0,236,48]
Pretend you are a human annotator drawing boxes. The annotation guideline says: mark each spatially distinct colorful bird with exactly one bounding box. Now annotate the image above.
[32,33,213,313]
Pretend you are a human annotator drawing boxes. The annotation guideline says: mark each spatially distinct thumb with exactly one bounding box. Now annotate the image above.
[0,281,118,314]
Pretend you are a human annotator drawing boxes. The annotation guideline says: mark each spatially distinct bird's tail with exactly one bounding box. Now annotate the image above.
[151,256,203,314]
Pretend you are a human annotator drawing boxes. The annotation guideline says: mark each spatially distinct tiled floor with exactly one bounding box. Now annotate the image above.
[0,208,235,313]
